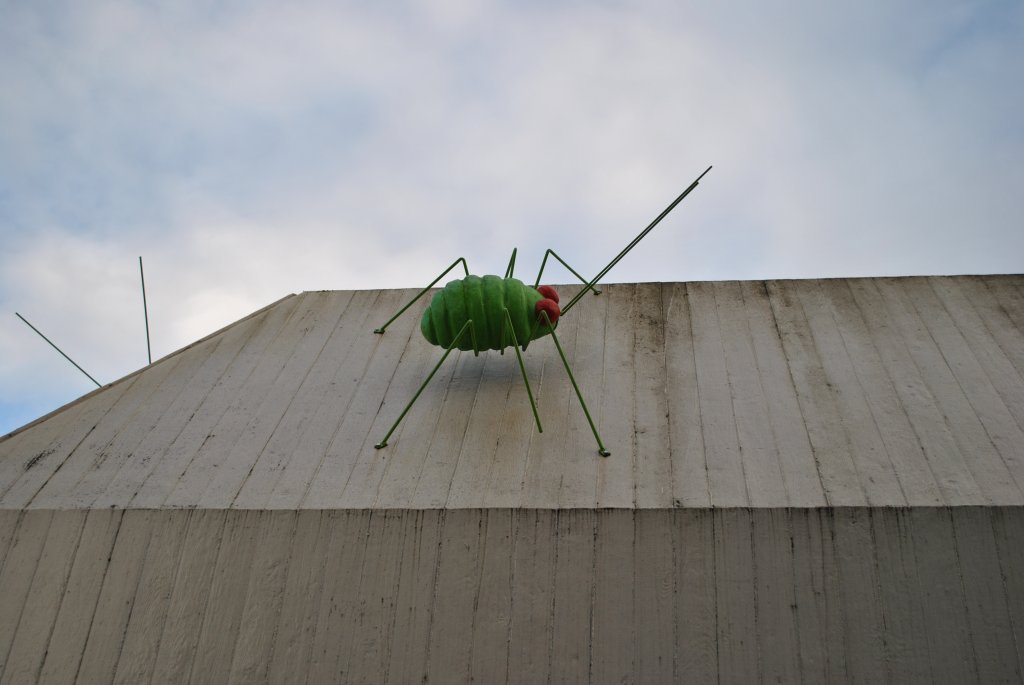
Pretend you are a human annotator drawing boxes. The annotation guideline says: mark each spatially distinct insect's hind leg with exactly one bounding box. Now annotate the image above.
[538,310,610,456]
[533,249,602,297]
[375,319,476,449]
[373,257,470,334]
[501,308,543,434]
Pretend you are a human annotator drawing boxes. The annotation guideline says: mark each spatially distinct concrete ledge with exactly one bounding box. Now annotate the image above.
[3,276,1024,511]
[1,506,1021,683]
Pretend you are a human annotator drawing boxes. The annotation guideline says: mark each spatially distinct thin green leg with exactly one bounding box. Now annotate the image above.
[375,319,475,449]
[374,257,470,334]
[533,249,602,295]
[539,311,610,456]
[502,308,543,433]
[504,248,517,278]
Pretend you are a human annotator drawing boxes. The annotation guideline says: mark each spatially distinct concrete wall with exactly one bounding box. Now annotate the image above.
[2,276,1023,683]
[2,276,1023,510]
[1,507,1022,684]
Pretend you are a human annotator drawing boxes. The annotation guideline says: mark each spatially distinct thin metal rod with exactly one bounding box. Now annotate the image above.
[532,249,602,295]
[562,165,712,316]
[375,319,475,449]
[503,308,543,433]
[374,257,470,334]
[15,312,101,388]
[140,256,152,365]
[540,310,609,456]
[504,248,517,279]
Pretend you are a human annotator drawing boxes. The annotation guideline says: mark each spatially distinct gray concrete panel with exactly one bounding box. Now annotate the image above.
[4,276,1024,510]
[0,507,1019,683]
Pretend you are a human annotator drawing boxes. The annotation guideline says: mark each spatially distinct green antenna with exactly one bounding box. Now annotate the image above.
[561,165,712,316]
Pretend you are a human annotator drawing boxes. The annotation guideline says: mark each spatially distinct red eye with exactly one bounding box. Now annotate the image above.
[535,298,560,325]
[537,285,559,304]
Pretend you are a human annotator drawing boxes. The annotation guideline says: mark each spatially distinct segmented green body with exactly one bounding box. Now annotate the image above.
[420,275,551,351]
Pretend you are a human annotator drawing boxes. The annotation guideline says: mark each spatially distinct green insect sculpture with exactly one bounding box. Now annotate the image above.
[373,165,712,456]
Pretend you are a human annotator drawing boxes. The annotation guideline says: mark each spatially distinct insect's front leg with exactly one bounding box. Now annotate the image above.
[373,257,471,334]
[502,308,542,434]
[375,318,476,449]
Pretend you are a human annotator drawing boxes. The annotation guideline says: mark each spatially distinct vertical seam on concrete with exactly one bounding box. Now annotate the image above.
[338,510,378,680]
[660,285,677,508]
[741,283,792,506]
[670,509,679,683]
[685,283,712,507]
[899,280,1024,500]
[587,510,597,685]
[104,510,161,684]
[711,509,721,684]
[946,507,983,682]
[282,289,381,507]
[28,510,89,684]
[631,509,639,681]
[747,508,763,682]
[820,510,838,681]
[466,509,489,682]
[931,278,1024,435]
[97,327,233,508]
[369,292,450,508]
[397,328,462,508]
[156,295,313,508]
[148,509,201,684]
[381,510,404,685]
[765,282,833,507]
[503,510,515,685]
[979,278,1024,376]
[846,280,947,505]
[247,294,357,508]
[904,509,940,683]
[439,355,491,508]
[229,294,354,507]
[123,306,280,508]
[871,277,994,504]
[713,283,750,507]
[786,510,807,683]
[866,508,891,680]
[0,510,54,673]
[72,356,186,498]
[0,509,27,577]
[825,282,909,506]
[464,352,516,510]
[420,509,446,682]
[988,508,1024,677]
[794,282,870,506]
[215,510,265,681]
[298,291,406,507]
[229,509,300,683]
[630,284,641,507]
[88,329,235,507]
[59,509,126,684]
[545,510,558,684]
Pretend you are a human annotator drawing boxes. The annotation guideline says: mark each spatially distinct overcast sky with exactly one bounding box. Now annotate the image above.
[2,1,1022,435]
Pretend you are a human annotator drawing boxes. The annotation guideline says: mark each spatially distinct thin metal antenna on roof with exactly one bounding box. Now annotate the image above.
[15,312,102,388]
[140,256,152,365]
